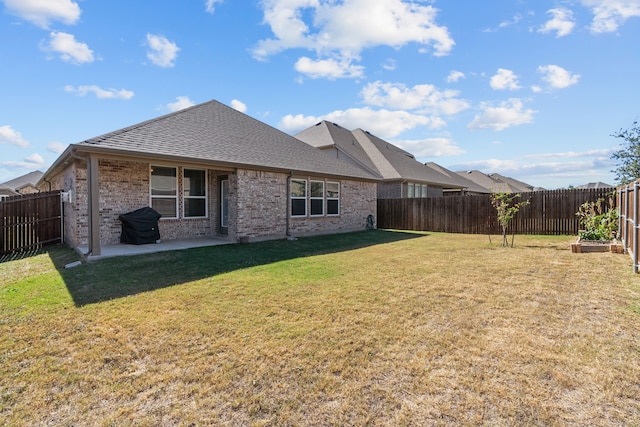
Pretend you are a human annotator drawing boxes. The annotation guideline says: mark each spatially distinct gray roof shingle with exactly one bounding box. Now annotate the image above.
[296,121,466,189]
[71,100,377,180]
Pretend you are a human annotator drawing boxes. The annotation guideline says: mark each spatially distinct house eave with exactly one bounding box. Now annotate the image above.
[42,144,380,183]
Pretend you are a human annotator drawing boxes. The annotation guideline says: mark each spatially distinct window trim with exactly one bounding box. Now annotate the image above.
[183,168,208,219]
[290,178,307,217]
[310,180,324,217]
[326,181,340,216]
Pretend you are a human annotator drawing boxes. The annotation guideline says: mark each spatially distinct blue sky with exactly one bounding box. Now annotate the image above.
[1,0,639,189]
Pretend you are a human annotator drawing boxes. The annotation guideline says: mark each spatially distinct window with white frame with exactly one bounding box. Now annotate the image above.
[408,183,415,198]
[420,184,427,198]
[327,182,339,215]
[183,168,207,217]
[310,180,324,216]
[151,166,177,218]
[291,179,307,217]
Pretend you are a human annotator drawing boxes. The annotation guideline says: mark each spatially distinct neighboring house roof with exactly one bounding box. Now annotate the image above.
[0,170,43,193]
[424,162,491,194]
[576,182,614,189]
[295,121,465,189]
[42,100,378,182]
[487,173,534,192]
[456,170,533,193]
[0,187,19,197]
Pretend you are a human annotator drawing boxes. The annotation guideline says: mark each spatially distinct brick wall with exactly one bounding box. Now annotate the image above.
[41,159,85,248]
[235,169,288,240]
[289,177,377,236]
[44,157,378,248]
[378,182,402,198]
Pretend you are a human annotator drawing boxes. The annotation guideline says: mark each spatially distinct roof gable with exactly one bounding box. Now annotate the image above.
[296,122,467,188]
[0,170,43,191]
[66,100,377,181]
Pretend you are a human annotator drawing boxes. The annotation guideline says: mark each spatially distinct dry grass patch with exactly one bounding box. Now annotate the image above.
[1,231,639,426]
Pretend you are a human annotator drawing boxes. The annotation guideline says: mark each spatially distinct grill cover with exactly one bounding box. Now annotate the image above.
[119,207,161,244]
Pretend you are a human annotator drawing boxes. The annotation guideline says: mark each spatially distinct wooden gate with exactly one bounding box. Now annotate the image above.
[618,181,640,273]
[1,190,63,255]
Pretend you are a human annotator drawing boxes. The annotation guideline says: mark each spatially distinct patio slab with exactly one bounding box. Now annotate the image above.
[77,236,233,261]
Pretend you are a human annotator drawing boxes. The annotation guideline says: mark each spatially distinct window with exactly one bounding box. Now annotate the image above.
[291,179,307,216]
[310,181,324,216]
[151,166,177,218]
[421,184,427,198]
[408,183,415,198]
[290,178,340,217]
[183,169,206,217]
[327,182,339,215]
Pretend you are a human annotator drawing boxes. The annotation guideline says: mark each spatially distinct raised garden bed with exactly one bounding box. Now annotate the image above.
[571,239,624,254]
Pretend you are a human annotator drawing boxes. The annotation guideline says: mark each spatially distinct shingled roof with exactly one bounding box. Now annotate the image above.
[0,170,43,192]
[46,100,378,181]
[295,121,465,189]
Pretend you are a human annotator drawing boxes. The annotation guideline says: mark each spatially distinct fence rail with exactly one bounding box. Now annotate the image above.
[1,190,63,255]
[377,188,616,236]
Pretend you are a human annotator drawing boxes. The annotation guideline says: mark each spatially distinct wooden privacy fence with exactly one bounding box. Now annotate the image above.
[377,188,616,236]
[1,190,63,255]
[618,181,640,273]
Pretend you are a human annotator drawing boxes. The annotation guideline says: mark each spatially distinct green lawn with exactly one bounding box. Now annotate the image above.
[1,231,639,426]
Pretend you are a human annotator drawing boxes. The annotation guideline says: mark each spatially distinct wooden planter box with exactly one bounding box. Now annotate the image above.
[571,240,624,253]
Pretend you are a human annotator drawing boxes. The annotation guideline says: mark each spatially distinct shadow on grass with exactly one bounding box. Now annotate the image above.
[51,230,426,307]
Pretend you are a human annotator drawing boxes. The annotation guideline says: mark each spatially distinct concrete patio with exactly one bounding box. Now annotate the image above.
[77,236,234,261]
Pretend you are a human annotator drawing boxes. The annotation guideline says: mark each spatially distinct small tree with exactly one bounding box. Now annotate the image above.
[490,192,530,247]
[610,120,640,185]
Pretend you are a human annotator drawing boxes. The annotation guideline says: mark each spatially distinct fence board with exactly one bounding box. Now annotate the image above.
[1,190,62,255]
[377,189,615,236]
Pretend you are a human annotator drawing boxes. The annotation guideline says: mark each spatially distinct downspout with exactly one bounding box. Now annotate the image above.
[286,172,292,237]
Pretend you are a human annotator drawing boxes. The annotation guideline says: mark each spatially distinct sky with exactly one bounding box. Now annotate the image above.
[1,0,639,190]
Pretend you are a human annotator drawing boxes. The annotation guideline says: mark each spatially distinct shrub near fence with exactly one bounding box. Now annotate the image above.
[377,188,616,236]
[1,190,63,255]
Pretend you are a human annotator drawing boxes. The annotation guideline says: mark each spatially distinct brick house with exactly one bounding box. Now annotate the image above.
[39,100,378,257]
[295,121,467,198]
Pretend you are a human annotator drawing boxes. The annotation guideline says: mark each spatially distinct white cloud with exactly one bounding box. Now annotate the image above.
[295,56,364,79]
[394,137,466,158]
[280,107,442,138]
[484,14,522,32]
[252,0,454,78]
[1,153,45,170]
[580,0,640,33]
[230,99,247,112]
[382,59,396,71]
[538,64,580,89]
[448,149,615,189]
[447,70,465,83]
[538,8,576,37]
[0,125,30,148]
[42,31,94,64]
[468,98,536,131]
[360,81,469,116]
[47,141,67,154]
[490,68,521,90]
[146,33,180,68]
[64,85,134,99]
[25,153,44,165]
[3,0,80,28]
[205,0,224,13]
[167,96,195,112]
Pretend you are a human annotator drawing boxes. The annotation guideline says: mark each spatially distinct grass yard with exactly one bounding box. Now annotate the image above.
[1,230,639,426]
